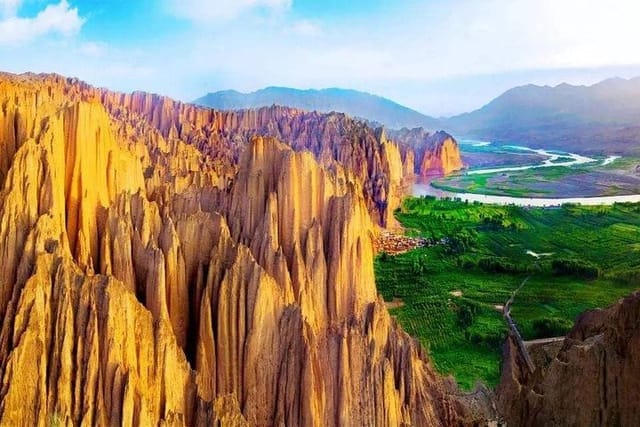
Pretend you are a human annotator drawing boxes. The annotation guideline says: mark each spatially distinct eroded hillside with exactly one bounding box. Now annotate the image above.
[0,73,470,426]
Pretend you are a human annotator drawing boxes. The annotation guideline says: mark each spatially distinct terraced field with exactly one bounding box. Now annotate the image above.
[375,197,640,389]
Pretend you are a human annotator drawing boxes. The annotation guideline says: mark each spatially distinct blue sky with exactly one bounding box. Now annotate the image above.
[2,0,640,116]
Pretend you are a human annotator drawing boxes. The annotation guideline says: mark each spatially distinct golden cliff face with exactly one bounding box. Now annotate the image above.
[0,73,463,426]
[418,135,464,176]
[389,128,465,177]
[99,91,406,227]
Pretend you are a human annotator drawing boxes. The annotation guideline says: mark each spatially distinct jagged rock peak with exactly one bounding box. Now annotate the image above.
[0,73,472,426]
[1,72,462,228]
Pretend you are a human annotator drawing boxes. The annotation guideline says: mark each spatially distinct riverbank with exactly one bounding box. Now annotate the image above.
[414,181,640,206]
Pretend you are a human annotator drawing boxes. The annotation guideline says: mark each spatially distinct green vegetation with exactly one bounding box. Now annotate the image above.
[375,197,640,390]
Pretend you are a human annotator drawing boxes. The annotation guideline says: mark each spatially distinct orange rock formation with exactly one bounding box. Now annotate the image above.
[0,72,470,426]
[389,128,465,177]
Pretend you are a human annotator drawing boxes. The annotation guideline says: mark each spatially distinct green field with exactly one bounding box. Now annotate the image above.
[375,197,640,390]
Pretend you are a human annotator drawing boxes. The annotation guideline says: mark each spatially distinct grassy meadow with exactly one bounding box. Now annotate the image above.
[375,197,640,389]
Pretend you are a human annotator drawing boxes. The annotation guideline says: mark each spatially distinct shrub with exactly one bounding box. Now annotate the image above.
[460,258,476,270]
[469,330,505,347]
[411,256,428,275]
[610,268,640,286]
[456,300,480,329]
[532,317,573,338]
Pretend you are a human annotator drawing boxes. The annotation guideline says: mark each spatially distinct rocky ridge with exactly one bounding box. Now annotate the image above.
[497,291,640,426]
[0,72,471,425]
[21,73,462,227]
[99,88,456,227]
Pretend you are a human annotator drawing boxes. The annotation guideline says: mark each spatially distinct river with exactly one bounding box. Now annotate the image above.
[412,183,640,206]
[466,146,598,175]
[413,141,640,206]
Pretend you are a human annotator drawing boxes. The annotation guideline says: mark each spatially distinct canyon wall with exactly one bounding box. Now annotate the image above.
[497,291,640,426]
[0,72,469,425]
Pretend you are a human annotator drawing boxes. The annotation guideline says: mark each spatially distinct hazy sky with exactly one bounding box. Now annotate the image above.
[2,0,640,116]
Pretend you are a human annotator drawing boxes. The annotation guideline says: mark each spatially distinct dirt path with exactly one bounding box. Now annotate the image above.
[502,274,536,373]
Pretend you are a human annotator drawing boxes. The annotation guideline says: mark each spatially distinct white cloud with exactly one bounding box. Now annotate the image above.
[0,0,21,18]
[288,20,322,37]
[167,0,291,23]
[401,0,640,77]
[0,0,84,45]
[4,0,640,116]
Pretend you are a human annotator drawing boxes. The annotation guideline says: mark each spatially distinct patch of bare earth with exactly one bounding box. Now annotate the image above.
[385,298,405,309]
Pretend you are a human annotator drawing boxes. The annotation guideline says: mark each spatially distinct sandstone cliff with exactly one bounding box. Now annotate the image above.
[389,128,464,177]
[497,291,640,426]
[0,73,468,426]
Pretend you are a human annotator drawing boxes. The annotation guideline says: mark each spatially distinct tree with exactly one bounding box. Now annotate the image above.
[456,300,479,329]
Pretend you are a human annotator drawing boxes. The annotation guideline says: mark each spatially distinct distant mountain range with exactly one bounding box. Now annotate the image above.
[445,77,640,155]
[196,77,640,155]
[194,87,441,130]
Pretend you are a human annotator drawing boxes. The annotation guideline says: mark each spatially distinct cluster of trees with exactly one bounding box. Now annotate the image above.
[551,258,600,280]
[479,214,519,231]
[617,201,640,213]
[458,256,535,275]
[444,228,477,255]
[476,257,529,274]
[457,255,603,280]
[411,255,429,275]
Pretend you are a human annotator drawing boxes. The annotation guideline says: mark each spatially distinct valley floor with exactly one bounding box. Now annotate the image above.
[375,197,640,389]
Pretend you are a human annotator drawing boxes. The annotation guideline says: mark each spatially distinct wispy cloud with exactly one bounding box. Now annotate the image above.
[166,0,292,23]
[0,0,84,45]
